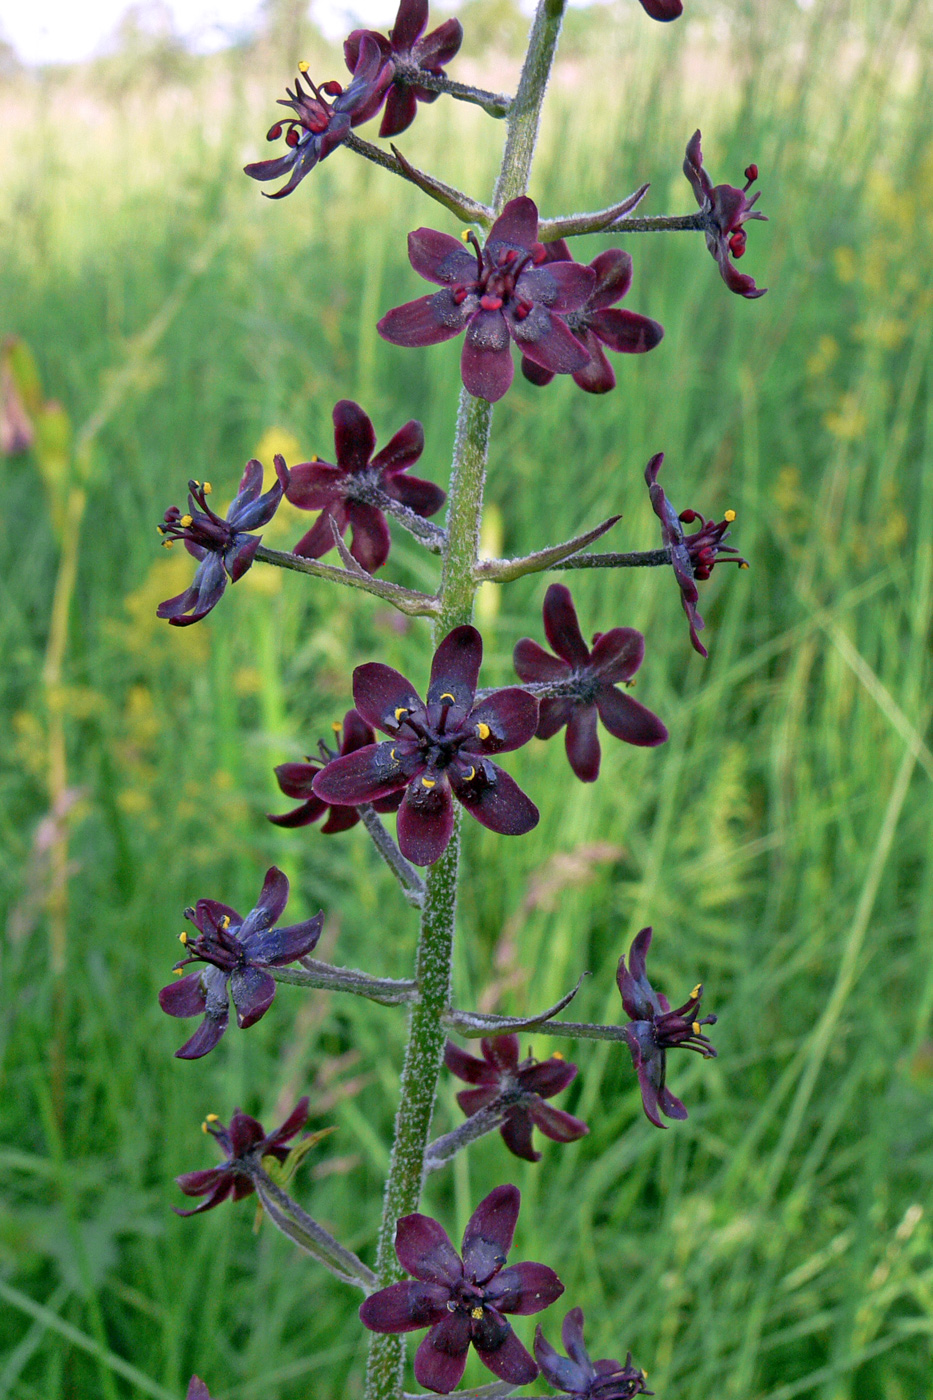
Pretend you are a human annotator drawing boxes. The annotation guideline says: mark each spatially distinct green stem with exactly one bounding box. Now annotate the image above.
[364,6,568,1396]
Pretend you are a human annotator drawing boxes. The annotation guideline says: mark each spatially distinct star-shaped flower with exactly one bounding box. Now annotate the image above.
[534,1308,651,1399]
[269,708,403,832]
[244,36,385,199]
[158,867,323,1059]
[285,400,445,572]
[156,459,288,626]
[174,1098,311,1214]
[311,625,539,866]
[617,927,717,1128]
[378,197,596,402]
[344,0,463,137]
[683,129,767,298]
[521,242,663,394]
[645,452,748,658]
[513,584,667,783]
[360,1184,564,1393]
[445,1035,588,1162]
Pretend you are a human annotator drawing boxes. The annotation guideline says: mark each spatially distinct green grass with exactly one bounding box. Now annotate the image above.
[2,0,933,1396]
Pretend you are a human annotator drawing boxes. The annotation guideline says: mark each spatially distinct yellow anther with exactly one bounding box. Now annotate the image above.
[192,480,200,489]
[552,1051,564,1061]
[390,748,398,760]
[463,765,475,781]
[690,984,701,1000]
[331,721,342,734]
[157,525,165,534]
[692,1021,702,1036]
[439,693,455,703]
[172,967,183,976]
[220,915,231,929]
[180,514,193,528]
[202,482,212,494]
[162,539,173,548]
[394,707,409,723]
[471,1307,484,1320]
[310,454,319,463]
[298,59,309,71]
[201,1121,209,1133]
[476,722,490,741]
[179,931,188,944]
[724,509,736,522]
[206,1113,219,1122]
[461,229,471,242]
[421,776,436,788]
[739,560,750,569]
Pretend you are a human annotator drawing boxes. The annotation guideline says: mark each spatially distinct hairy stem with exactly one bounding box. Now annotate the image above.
[251,1166,378,1290]
[253,543,438,616]
[391,62,512,118]
[357,804,427,906]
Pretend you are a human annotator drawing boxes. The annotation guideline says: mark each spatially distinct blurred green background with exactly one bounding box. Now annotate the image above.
[2,0,933,1395]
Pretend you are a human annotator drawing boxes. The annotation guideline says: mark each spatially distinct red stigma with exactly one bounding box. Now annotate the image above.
[267,122,283,141]
[744,163,758,184]
[285,127,300,147]
[480,294,504,311]
[729,230,747,258]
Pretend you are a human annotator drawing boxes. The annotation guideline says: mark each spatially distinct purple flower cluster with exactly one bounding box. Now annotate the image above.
[175,1098,310,1214]
[269,708,403,832]
[535,1308,651,1399]
[683,130,767,298]
[360,1185,563,1392]
[445,1035,588,1161]
[345,0,463,137]
[158,868,322,1058]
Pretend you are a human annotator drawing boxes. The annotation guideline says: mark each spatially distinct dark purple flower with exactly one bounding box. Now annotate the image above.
[513,584,668,783]
[637,0,682,19]
[521,241,663,393]
[645,452,748,658]
[360,1184,563,1393]
[311,625,539,866]
[285,400,445,572]
[617,927,717,1129]
[378,197,596,402]
[683,129,767,298]
[158,867,323,1059]
[534,1308,651,1399]
[345,0,463,137]
[156,459,288,626]
[186,1379,213,1400]
[175,1098,310,1215]
[445,1035,588,1162]
[269,708,403,832]
[244,36,385,199]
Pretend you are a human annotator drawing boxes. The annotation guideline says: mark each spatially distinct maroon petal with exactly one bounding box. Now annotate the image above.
[341,708,376,752]
[284,460,343,510]
[173,1177,237,1215]
[457,1085,501,1115]
[395,1213,464,1286]
[482,1034,520,1073]
[378,291,470,347]
[452,762,539,838]
[589,247,633,306]
[253,865,289,924]
[565,704,601,783]
[230,965,277,1028]
[397,774,455,865]
[267,796,328,828]
[533,260,597,312]
[175,1010,228,1060]
[561,1306,590,1368]
[312,743,408,805]
[268,1096,310,1145]
[371,417,424,475]
[407,228,476,285]
[273,761,320,799]
[346,501,392,572]
[659,1084,688,1120]
[535,1320,586,1392]
[570,335,616,395]
[521,354,556,387]
[589,627,644,683]
[352,662,423,733]
[414,16,463,67]
[428,625,482,706]
[319,804,362,833]
[186,1378,211,1400]
[332,399,376,472]
[444,1040,495,1086]
[639,0,683,15]
[462,310,513,402]
[385,471,447,517]
[535,696,575,740]
[414,1314,471,1393]
[159,972,207,1018]
[510,309,590,377]
[683,129,713,206]
[379,82,419,136]
[616,930,660,1022]
[519,1057,577,1097]
[391,0,429,52]
[360,1280,451,1333]
[225,533,261,583]
[461,1184,519,1283]
[245,912,324,965]
[292,508,345,560]
[529,1100,589,1144]
[595,686,668,747]
[499,1110,540,1162]
[488,196,539,251]
[542,584,590,667]
[464,688,539,754]
[513,637,571,685]
[589,307,664,354]
[472,1319,539,1385]
[485,1261,565,1315]
[176,1166,228,1197]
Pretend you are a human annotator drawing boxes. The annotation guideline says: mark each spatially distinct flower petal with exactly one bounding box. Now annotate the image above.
[561,1306,591,1369]
[536,696,575,740]
[397,773,455,865]
[639,0,683,16]
[159,972,207,1018]
[529,259,597,313]
[391,0,429,50]
[360,1280,451,1333]
[529,1100,589,1144]
[407,228,477,285]
[534,1320,588,1393]
[589,628,644,683]
[482,1034,520,1073]
[488,196,539,251]
[379,82,419,137]
[273,761,320,799]
[267,796,328,828]
[595,686,668,747]
[509,307,590,376]
[452,762,539,838]
[414,1315,471,1393]
[499,1110,540,1162]
[395,1213,464,1287]
[332,399,376,473]
[485,1261,565,1315]
[465,688,539,754]
[284,460,344,510]
[267,1096,310,1146]
[352,662,423,733]
[230,965,277,1028]
[312,742,408,805]
[519,1057,577,1097]
[384,471,447,517]
[461,1184,519,1284]
[570,335,616,395]
[428,625,483,706]
[292,507,345,560]
[461,310,513,402]
[589,307,664,354]
[444,1040,495,1086]
[371,417,424,476]
[513,637,571,685]
[378,290,470,347]
[245,912,324,965]
[472,1317,539,1385]
[346,501,392,572]
[565,704,601,783]
[457,1085,500,1115]
[175,1009,228,1060]
[542,584,590,667]
[414,16,463,68]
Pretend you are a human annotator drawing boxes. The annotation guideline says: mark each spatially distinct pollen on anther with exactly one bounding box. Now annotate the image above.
[331,721,342,734]
[552,1051,565,1060]
[476,722,491,741]
[394,707,409,723]
[180,514,194,528]
[220,915,231,929]
[202,482,212,494]
[206,1113,219,1122]
[179,931,188,944]
[421,777,436,788]
[471,1306,484,1320]
[162,540,173,548]
[692,1021,702,1035]
[739,561,750,569]
[439,693,455,703]
[298,60,310,72]
[690,983,702,999]
[463,765,475,781]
